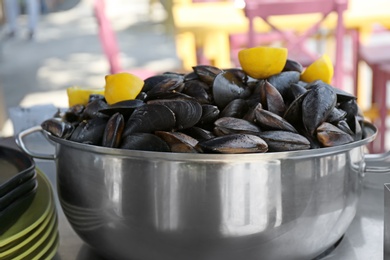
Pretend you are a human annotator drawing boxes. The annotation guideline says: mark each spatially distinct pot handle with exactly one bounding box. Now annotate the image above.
[15,126,56,160]
[364,151,390,174]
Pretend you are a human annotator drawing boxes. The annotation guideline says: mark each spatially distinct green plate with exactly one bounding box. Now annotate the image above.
[28,231,59,260]
[2,214,58,260]
[39,233,59,260]
[0,206,55,254]
[0,168,54,246]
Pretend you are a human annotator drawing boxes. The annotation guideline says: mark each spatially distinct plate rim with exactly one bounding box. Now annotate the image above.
[0,206,56,255]
[0,146,36,196]
[5,215,58,260]
[0,168,54,246]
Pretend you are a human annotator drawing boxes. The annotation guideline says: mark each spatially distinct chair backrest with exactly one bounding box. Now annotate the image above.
[93,0,122,74]
[242,0,348,88]
[245,0,341,17]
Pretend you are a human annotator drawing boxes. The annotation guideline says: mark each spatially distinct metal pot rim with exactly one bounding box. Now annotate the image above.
[43,121,377,162]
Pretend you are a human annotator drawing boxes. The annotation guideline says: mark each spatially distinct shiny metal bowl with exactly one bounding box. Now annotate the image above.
[16,123,386,260]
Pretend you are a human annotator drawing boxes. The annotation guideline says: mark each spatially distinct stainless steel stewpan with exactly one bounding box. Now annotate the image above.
[16,122,390,260]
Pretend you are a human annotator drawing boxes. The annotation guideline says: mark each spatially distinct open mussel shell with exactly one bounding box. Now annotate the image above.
[192,65,223,86]
[327,107,347,124]
[180,126,215,142]
[336,120,354,136]
[336,115,363,141]
[338,99,359,118]
[316,122,354,147]
[333,87,357,102]
[41,118,74,139]
[347,115,363,141]
[155,131,200,153]
[196,134,268,154]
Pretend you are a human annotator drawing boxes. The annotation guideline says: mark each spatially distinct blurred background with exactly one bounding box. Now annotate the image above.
[0,0,180,134]
[0,0,389,153]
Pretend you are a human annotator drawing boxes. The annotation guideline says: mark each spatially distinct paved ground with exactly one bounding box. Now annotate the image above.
[0,0,179,136]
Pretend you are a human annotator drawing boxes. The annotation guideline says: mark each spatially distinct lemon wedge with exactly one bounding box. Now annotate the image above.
[104,72,144,105]
[66,86,105,107]
[238,46,288,79]
[300,54,334,84]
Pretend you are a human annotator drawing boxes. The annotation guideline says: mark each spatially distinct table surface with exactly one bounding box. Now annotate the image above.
[0,136,387,260]
[173,0,390,31]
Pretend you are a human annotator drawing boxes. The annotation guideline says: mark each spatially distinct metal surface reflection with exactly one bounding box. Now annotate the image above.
[54,141,364,260]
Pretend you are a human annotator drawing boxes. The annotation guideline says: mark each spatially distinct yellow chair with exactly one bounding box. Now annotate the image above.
[172,1,247,70]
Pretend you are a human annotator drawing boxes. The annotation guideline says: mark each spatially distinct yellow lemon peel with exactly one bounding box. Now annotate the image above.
[104,72,144,105]
[238,46,288,79]
[300,54,334,84]
[66,86,105,107]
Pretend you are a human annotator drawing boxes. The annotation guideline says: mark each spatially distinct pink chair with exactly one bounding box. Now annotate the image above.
[230,0,348,89]
[357,38,390,153]
[93,0,156,79]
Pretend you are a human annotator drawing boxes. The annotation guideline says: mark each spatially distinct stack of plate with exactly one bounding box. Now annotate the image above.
[0,146,59,259]
[0,146,37,234]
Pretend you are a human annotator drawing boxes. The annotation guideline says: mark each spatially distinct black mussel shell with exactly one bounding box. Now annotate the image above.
[302,81,337,135]
[197,134,268,154]
[212,71,251,109]
[120,133,170,152]
[147,99,202,130]
[99,99,145,119]
[258,131,310,152]
[122,104,176,137]
[41,118,74,139]
[102,112,125,148]
[155,131,200,153]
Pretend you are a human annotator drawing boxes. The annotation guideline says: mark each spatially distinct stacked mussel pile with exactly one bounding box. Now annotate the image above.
[42,63,363,154]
